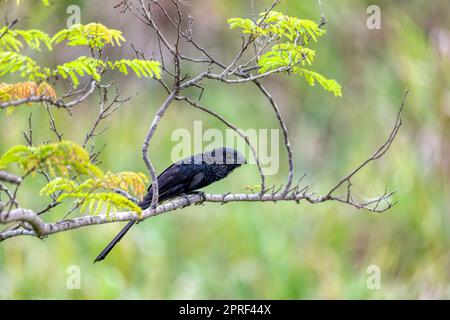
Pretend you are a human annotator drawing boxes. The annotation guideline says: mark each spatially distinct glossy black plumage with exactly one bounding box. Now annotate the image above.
[94,147,245,263]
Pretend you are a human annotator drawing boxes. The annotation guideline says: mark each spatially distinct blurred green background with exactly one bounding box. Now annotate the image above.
[1,0,449,299]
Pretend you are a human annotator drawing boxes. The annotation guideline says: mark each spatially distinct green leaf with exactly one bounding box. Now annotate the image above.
[295,68,342,97]
[228,10,341,97]
[0,51,49,80]
[53,56,105,88]
[109,59,161,79]
[51,23,126,49]
[0,141,103,177]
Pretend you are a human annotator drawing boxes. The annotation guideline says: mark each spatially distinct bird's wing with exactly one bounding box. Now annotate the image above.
[153,163,205,201]
[188,171,205,189]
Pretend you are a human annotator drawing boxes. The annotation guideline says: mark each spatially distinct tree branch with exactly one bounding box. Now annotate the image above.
[253,80,294,196]
[0,80,97,110]
[326,91,409,198]
[0,186,390,242]
[142,90,178,207]
[0,171,22,185]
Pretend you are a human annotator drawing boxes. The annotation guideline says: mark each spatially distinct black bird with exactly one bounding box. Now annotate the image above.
[94,147,246,263]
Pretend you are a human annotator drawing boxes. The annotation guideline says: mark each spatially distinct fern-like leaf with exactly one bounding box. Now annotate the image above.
[108,59,161,79]
[0,141,102,177]
[0,28,53,51]
[53,56,104,88]
[40,170,149,215]
[228,11,341,97]
[0,51,49,80]
[294,68,342,97]
[51,23,125,49]
[0,81,56,102]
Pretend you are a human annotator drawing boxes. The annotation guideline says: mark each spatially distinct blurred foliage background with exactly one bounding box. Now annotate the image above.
[0,0,449,299]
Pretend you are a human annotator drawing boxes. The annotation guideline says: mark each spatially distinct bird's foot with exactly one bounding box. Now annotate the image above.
[180,194,192,206]
[180,191,206,206]
[189,191,206,205]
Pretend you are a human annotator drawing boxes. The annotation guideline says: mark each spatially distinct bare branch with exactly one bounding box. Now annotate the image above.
[0,18,19,40]
[254,80,294,196]
[83,85,133,149]
[45,103,63,142]
[0,186,392,242]
[0,208,47,236]
[0,171,22,185]
[0,80,96,110]
[142,90,178,207]
[22,113,33,146]
[326,91,408,198]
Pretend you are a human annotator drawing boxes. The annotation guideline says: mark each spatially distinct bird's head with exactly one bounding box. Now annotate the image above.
[206,147,246,166]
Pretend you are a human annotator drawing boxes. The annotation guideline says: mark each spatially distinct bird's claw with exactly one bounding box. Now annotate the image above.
[180,194,192,206]
[183,191,206,205]
[191,191,206,205]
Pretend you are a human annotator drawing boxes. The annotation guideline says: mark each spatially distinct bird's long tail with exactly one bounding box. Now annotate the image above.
[94,190,153,263]
[93,220,136,263]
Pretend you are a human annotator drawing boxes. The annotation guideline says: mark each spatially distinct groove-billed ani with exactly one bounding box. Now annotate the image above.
[94,147,246,263]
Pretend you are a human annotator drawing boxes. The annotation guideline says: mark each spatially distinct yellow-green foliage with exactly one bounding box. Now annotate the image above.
[40,171,148,215]
[296,68,343,97]
[0,27,52,51]
[0,51,46,80]
[228,11,326,44]
[51,23,125,49]
[0,140,148,214]
[0,81,57,114]
[228,11,342,97]
[109,59,161,79]
[3,0,50,6]
[0,22,124,52]
[99,172,148,199]
[54,56,103,88]
[53,57,161,88]
[0,141,102,177]
[0,81,56,102]
[0,23,161,92]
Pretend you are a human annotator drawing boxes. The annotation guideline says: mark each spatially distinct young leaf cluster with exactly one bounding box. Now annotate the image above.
[40,172,148,215]
[0,140,148,215]
[54,57,161,88]
[0,141,102,177]
[51,23,125,49]
[10,0,50,6]
[0,81,56,101]
[0,81,56,114]
[228,11,342,97]
[0,27,52,52]
[0,22,161,96]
